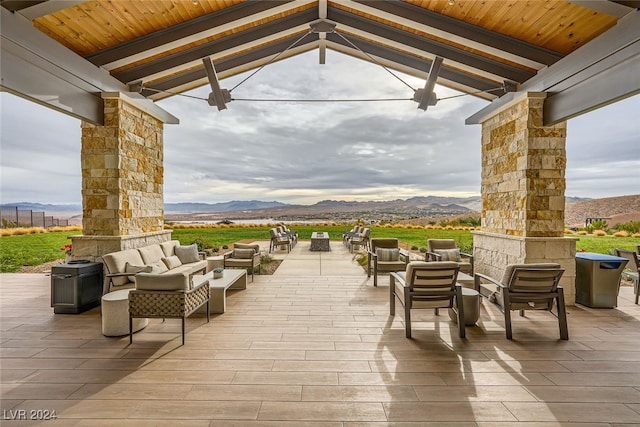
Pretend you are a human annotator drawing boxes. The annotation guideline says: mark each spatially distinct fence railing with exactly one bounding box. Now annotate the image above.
[0,207,70,228]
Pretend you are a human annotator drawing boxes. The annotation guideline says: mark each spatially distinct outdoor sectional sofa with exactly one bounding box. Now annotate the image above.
[102,240,207,294]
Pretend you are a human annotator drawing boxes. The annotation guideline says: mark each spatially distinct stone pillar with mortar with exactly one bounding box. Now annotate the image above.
[472,92,578,304]
[70,92,175,272]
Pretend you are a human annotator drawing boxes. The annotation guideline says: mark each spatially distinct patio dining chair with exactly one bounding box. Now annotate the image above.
[368,238,409,287]
[269,228,291,253]
[426,239,474,275]
[615,248,639,304]
[348,227,370,253]
[474,263,567,340]
[390,261,465,339]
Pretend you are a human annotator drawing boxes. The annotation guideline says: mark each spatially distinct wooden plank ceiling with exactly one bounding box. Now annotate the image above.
[2,0,629,102]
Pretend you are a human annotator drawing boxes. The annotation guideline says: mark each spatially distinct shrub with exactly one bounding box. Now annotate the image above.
[593,229,607,236]
[564,229,575,234]
[411,245,419,251]
[612,231,628,237]
[615,220,640,234]
[419,247,427,253]
[590,219,609,231]
[576,230,588,235]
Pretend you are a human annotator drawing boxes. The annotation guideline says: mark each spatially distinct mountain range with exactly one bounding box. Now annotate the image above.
[6,195,624,226]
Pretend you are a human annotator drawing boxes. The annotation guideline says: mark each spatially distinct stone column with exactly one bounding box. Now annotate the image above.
[71,92,172,262]
[473,92,578,304]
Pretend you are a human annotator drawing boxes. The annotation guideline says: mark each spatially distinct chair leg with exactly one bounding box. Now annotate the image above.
[455,286,466,338]
[129,316,133,344]
[403,287,412,338]
[557,288,569,340]
[181,317,185,346]
[503,291,513,339]
[389,275,396,315]
[635,278,639,305]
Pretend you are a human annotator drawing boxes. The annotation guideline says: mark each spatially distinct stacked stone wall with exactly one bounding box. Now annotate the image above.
[81,95,164,236]
[473,92,577,304]
[480,92,566,238]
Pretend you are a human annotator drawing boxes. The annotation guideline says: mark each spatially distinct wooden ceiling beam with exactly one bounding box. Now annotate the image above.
[86,0,304,67]
[348,0,563,67]
[328,7,534,84]
[324,32,501,95]
[139,33,318,98]
[114,8,317,84]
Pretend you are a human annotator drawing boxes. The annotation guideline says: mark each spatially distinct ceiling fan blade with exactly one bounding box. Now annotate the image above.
[416,56,443,111]
[202,57,229,111]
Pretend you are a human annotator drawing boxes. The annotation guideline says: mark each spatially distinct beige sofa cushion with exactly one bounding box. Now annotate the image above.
[160,240,180,257]
[162,255,183,270]
[138,245,165,265]
[103,249,145,287]
[234,243,260,253]
[135,272,190,291]
[175,244,200,264]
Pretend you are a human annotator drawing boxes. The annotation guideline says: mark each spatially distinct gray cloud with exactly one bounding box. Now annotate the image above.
[1,50,638,205]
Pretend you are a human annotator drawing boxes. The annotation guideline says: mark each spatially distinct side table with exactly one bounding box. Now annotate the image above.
[101,289,148,337]
[449,287,480,326]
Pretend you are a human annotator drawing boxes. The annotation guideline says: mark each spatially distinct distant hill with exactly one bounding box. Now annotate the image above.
[0,202,82,212]
[164,200,288,213]
[564,194,640,228]
[6,195,639,227]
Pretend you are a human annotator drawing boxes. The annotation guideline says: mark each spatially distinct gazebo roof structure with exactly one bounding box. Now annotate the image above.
[1,0,639,125]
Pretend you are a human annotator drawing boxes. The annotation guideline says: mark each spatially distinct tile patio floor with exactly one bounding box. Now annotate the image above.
[1,240,640,426]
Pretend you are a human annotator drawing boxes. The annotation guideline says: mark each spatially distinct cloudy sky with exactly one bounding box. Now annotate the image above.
[1,50,638,206]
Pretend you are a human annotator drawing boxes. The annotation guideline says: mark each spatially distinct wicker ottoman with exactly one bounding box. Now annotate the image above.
[101,289,148,337]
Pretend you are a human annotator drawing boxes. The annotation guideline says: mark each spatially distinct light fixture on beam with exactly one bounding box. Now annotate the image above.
[202,57,231,111]
[503,80,518,93]
[414,56,443,111]
[309,19,337,34]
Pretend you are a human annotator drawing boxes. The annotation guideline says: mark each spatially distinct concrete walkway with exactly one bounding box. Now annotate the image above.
[268,239,366,277]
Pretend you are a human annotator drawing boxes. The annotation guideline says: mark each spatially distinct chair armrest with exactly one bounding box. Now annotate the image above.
[106,272,131,278]
[473,272,506,292]
[223,251,233,259]
[399,249,410,262]
[460,252,474,262]
[389,271,408,287]
[198,251,207,260]
[425,251,441,261]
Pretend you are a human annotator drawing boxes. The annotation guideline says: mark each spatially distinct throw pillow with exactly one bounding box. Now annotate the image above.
[376,248,400,261]
[433,248,461,262]
[175,244,200,264]
[124,262,152,281]
[233,248,255,259]
[149,260,169,274]
[162,255,183,270]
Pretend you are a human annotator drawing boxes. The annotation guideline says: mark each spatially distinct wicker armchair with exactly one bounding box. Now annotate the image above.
[129,272,210,345]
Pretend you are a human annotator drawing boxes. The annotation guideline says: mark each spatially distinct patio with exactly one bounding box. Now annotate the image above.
[2,240,640,425]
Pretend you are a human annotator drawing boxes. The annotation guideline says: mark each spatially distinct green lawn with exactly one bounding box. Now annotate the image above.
[0,226,637,273]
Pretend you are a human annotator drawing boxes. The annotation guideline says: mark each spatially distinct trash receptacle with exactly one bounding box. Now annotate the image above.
[575,252,628,308]
[51,261,103,314]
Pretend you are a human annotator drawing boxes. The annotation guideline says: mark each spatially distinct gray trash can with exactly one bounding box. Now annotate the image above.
[575,252,628,308]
